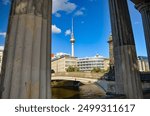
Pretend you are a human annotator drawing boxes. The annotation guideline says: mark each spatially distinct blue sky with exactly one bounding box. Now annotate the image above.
[0,0,147,58]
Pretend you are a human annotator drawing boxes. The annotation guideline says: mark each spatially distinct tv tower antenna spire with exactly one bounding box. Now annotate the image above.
[70,18,75,57]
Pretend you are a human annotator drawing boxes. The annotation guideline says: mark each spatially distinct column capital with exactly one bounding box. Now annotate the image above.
[11,0,49,19]
[131,0,150,12]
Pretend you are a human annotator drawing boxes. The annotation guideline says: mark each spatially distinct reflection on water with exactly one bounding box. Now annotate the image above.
[52,84,106,99]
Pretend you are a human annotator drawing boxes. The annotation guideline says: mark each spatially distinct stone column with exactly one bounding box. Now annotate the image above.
[132,0,150,68]
[0,0,51,99]
[109,0,143,98]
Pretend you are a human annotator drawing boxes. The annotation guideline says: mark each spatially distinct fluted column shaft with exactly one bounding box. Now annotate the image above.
[0,0,51,99]
[109,0,143,98]
[134,1,150,68]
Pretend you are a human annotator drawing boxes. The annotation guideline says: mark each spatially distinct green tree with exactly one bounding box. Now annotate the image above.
[66,66,74,72]
[51,69,55,73]
[66,66,80,72]
[91,67,101,73]
[74,67,80,72]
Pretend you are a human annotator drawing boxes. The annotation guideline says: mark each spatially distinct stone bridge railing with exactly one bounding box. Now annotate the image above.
[52,72,104,79]
[51,76,97,84]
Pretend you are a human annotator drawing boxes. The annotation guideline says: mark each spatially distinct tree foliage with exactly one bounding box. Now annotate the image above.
[66,66,79,72]
[51,69,55,73]
[91,67,102,73]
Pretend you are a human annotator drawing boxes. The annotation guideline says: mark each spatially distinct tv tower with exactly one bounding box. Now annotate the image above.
[70,18,75,57]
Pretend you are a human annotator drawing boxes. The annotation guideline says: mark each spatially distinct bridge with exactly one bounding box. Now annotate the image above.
[51,76,98,84]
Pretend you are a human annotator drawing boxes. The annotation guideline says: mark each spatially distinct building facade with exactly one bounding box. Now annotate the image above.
[51,55,78,73]
[77,55,109,72]
[103,58,110,71]
[107,34,114,66]
[138,56,150,72]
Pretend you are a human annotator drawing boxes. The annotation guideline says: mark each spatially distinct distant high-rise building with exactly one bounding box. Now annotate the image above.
[138,56,149,72]
[70,18,75,57]
[54,52,70,58]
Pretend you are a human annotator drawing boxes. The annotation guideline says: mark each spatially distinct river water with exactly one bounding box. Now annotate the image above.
[52,84,106,99]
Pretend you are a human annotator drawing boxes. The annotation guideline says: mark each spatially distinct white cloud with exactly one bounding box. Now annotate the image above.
[52,25,61,34]
[52,0,77,15]
[55,13,61,17]
[2,0,10,5]
[65,29,71,36]
[0,32,6,38]
[74,10,84,16]
[74,7,85,16]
